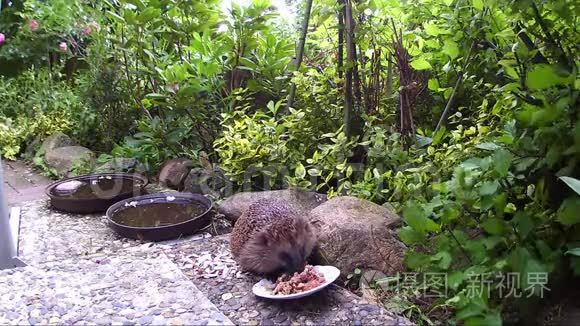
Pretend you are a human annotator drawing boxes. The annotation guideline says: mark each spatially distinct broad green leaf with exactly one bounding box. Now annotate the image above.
[138,8,162,23]
[448,271,464,290]
[405,251,430,269]
[403,205,440,233]
[482,218,506,235]
[346,165,353,178]
[428,78,440,91]
[398,226,425,245]
[565,248,580,256]
[307,168,321,176]
[476,142,500,151]
[106,11,125,23]
[472,0,484,10]
[465,312,502,326]
[479,181,499,196]
[558,197,580,225]
[432,126,447,145]
[493,149,513,177]
[443,39,460,60]
[560,176,580,196]
[442,206,459,223]
[410,58,432,70]
[482,236,504,250]
[527,64,571,90]
[513,212,534,239]
[431,251,452,269]
[456,303,484,320]
[295,163,306,178]
[443,0,454,5]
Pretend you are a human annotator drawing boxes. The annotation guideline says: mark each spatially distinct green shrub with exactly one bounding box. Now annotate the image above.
[0,69,90,159]
[214,100,314,189]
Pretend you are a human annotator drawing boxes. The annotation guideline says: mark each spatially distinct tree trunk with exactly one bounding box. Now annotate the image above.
[386,53,393,97]
[344,0,362,107]
[337,11,344,79]
[285,0,314,111]
[342,0,363,139]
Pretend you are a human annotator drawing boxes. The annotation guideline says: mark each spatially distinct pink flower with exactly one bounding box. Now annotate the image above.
[82,26,92,36]
[58,42,67,53]
[29,20,38,31]
[0,33,5,45]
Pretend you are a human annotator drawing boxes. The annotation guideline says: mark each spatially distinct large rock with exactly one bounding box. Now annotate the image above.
[45,146,95,176]
[39,132,74,154]
[218,189,327,223]
[95,157,140,173]
[157,158,194,190]
[308,196,406,276]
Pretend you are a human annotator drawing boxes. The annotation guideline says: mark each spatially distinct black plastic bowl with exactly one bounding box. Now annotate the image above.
[106,193,213,242]
[46,173,148,214]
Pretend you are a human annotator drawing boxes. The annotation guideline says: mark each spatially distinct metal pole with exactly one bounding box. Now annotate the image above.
[0,156,25,270]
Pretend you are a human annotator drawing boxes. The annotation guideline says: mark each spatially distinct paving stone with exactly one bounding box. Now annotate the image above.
[0,247,232,325]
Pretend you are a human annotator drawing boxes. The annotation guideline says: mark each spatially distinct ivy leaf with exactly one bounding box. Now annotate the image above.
[560,176,580,196]
[294,163,306,178]
[558,197,580,225]
[403,204,440,233]
[527,64,571,90]
[443,39,460,60]
[410,58,432,70]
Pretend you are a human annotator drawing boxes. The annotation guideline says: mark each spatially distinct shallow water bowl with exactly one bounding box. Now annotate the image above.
[106,193,213,242]
[46,173,148,214]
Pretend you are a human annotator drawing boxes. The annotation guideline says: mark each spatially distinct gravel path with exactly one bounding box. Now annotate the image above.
[166,236,414,326]
[0,247,232,325]
[17,199,227,265]
[9,198,413,325]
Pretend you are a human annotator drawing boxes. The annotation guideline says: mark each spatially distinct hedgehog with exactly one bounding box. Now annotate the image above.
[230,198,317,276]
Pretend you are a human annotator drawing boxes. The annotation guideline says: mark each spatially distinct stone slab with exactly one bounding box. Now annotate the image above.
[2,160,52,205]
[0,247,233,325]
[3,160,51,190]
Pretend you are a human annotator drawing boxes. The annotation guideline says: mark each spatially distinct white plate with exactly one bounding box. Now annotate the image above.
[252,265,341,300]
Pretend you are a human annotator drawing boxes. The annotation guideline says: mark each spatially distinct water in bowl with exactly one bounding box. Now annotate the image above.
[53,177,140,200]
[112,202,207,228]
